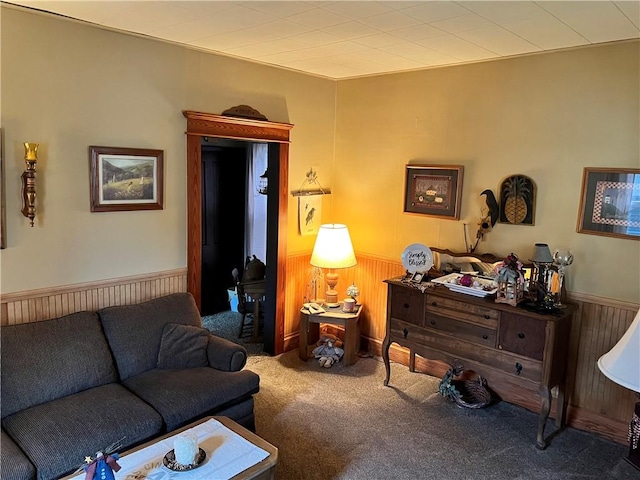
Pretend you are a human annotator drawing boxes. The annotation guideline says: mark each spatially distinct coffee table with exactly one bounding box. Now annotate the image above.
[64,416,277,480]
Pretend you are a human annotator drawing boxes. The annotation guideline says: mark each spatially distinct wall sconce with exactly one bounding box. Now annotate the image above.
[258,169,268,195]
[21,143,39,227]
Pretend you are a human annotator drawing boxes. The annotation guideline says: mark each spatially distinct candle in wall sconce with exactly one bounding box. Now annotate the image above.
[173,433,198,466]
[21,143,39,227]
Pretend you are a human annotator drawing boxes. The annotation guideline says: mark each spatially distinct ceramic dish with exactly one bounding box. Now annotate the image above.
[431,273,498,297]
[163,448,207,472]
[401,243,434,273]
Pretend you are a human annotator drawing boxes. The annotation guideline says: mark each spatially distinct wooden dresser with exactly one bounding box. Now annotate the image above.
[382,278,576,449]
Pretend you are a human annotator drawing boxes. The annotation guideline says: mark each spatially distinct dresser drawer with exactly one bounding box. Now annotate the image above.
[425,314,496,348]
[389,285,424,325]
[426,294,499,329]
[498,312,546,361]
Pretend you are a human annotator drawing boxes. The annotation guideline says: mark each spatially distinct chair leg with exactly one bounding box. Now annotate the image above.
[239,313,247,338]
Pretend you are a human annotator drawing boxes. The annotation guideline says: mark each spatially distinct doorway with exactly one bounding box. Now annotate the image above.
[200,138,250,316]
[183,110,292,355]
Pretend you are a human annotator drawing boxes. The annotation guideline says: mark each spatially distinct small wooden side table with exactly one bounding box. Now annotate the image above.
[299,304,362,366]
[240,279,266,342]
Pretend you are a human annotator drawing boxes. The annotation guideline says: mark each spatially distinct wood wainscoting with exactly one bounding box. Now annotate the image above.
[1,269,187,326]
[284,253,638,446]
[3,258,636,446]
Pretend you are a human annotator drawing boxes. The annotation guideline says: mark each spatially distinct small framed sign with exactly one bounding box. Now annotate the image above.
[410,271,425,283]
[404,165,464,220]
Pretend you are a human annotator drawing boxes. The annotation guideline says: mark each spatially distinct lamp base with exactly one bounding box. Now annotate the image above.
[627,401,640,471]
[324,288,339,307]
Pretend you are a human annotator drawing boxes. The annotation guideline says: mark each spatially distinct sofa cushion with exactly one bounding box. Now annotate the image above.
[98,293,202,380]
[2,383,163,480]
[1,311,118,418]
[123,367,260,431]
[1,430,36,480]
[157,323,209,369]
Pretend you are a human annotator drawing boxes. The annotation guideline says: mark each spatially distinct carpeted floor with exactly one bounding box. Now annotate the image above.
[247,352,637,480]
[202,310,267,356]
[204,311,637,479]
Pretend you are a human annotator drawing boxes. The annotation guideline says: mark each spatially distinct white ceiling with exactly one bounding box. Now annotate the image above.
[6,1,640,79]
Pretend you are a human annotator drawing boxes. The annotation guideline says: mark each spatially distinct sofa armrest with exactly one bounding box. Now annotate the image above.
[206,334,248,371]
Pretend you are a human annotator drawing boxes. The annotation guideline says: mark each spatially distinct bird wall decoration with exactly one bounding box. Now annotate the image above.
[480,189,499,227]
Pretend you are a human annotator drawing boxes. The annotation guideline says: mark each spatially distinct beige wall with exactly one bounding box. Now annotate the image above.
[0,6,336,293]
[334,41,640,303]
[2,6,639,305]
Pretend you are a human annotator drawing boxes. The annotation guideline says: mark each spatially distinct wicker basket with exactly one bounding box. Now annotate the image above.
[438,365,492,409]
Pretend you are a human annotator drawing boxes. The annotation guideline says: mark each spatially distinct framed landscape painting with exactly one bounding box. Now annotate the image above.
[404,165,464,220]
[90,146,164,212]
[577,167,640,240]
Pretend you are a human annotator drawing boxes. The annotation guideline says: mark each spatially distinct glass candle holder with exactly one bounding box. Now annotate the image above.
[552,249,574,307]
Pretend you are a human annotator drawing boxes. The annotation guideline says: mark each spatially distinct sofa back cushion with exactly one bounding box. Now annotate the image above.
[1,311,117,418]
[98,293,202,380]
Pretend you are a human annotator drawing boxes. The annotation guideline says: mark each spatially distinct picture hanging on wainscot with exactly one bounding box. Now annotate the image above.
[89,146,164,212]
[404,165,464,220]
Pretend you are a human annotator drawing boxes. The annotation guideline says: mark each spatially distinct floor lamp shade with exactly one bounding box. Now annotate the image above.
[310,224,356,306]
[597,308,640,392]
[597,308,640,471]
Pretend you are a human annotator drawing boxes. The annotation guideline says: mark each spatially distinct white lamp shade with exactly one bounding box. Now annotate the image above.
[310,224,357,269]
[597,308,640,392]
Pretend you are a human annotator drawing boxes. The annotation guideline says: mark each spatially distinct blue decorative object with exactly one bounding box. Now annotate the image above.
[84,452,121,480]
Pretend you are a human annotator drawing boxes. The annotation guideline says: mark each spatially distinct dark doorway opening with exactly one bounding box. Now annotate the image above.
[200,138,249,316]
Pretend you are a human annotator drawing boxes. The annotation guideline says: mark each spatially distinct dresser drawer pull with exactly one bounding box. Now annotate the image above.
[482,334,488,340]
[515,362,523,375]
[404,303,410,309]
[518,332,525,339]
[403,328,409,339]
[484,314,490,319]
[430,320,436,325]
[431,301,437,306]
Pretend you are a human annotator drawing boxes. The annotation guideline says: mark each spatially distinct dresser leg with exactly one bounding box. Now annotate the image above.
[382,335,391,386]
[409,351,415,372]
[537,385,552,449]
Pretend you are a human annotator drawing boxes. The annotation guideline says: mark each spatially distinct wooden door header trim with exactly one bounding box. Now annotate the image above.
[184,132,290,144]
[183,110,293,141]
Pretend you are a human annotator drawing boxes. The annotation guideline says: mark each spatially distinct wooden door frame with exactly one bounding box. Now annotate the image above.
[183,110,292,355]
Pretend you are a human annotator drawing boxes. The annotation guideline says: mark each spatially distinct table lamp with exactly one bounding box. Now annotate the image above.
[310,224,357,307]
[597,308,640,470]
[529,243,554,304]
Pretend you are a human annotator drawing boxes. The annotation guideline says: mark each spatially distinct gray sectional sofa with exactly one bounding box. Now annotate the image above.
[0,293,260,480]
